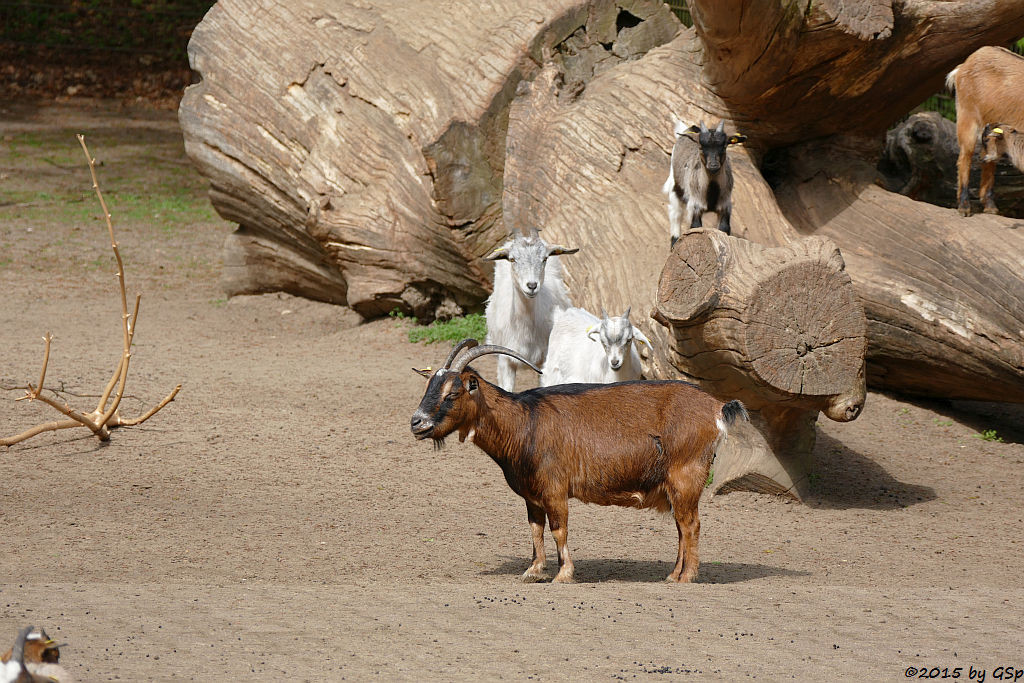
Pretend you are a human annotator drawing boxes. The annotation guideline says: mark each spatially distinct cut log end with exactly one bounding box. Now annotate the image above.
[745,262,866,400]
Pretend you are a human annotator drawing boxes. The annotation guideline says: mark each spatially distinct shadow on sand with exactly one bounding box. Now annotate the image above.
[483,557,809,584]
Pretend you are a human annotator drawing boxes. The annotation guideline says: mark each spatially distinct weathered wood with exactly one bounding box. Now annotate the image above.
[652,230,866,497]
[181,0,1024,496]
[879,112,1024,217]
[773,138,1024,402]
[179,0,679,320]
[690,0,1024,146]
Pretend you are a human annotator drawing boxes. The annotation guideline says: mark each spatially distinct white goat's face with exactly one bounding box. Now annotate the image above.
[590,309,635,371]
[485,231,579,299]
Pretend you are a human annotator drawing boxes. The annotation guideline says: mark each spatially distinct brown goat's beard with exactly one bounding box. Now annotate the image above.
[432,436,446,450]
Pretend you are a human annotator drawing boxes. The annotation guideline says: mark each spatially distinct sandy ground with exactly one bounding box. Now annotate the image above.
[1,101,1023,681]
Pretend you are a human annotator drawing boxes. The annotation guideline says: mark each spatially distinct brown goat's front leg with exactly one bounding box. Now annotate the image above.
[546,499,574,583]
[980,160,999,214]
[521,501,547,582]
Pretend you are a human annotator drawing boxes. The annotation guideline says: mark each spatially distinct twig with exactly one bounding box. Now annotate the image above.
[1,135,181,449]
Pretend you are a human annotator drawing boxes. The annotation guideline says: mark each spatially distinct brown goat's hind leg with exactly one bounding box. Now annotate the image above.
[547,500,574,583]
[667,506,700,583]
[521,501,548,583]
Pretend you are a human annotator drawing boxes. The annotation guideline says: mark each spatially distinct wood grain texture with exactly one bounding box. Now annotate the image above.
[689,0,1024,146]
[774,140,1024,402]
[180,0,678,320]
[652,230,866,498]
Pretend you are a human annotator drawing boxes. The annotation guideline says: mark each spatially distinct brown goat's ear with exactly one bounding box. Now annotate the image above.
[728,134,747,145]
[412,367,435,379]
[467,376,479,393]
[484,245,510,261]
[547,245,579,256]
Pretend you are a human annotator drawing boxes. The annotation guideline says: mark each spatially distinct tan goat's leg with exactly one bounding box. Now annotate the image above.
[956,119,979,216]
[980,160,999,214]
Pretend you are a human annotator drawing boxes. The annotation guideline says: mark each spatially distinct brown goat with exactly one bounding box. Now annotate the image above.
[947,46,1024,216]
[409,339,747,583]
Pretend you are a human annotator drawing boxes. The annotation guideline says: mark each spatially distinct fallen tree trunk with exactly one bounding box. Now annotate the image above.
[773,138,1024,401]
[181,0,1024,495]
[653,230,866,497]
[179,0,679,320]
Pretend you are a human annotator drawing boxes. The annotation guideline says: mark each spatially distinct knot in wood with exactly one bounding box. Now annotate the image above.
[796,340,811,357]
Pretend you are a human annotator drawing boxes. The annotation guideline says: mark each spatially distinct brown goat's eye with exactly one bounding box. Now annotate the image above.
[444,391,459,401]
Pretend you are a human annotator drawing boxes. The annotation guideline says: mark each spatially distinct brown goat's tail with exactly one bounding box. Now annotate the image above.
[712,400,748,460]
[720,400,748,428]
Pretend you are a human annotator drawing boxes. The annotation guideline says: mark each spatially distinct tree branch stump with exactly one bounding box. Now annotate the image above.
[653,230,866,497]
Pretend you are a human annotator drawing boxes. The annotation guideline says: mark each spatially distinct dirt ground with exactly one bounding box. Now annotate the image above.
[1,101,1023,681]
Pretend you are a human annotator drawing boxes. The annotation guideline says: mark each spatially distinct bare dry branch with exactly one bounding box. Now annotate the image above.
[1,135,181,449]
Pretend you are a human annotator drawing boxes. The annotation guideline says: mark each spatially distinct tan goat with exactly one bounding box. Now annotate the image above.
[946,45,1024,216]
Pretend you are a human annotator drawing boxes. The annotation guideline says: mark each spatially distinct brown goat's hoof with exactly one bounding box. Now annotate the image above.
[551,571,574,584]
[983,206,1000,215]
[958,206,972,217]
[520,569,546,583]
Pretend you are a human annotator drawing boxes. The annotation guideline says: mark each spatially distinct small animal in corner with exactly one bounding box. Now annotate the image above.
[663,118,746,246]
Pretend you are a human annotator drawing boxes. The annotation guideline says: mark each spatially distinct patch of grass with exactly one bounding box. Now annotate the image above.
[933,418,953,427]
[407,313,487,345]
[705,467,714,489]
[974,429,1004,443]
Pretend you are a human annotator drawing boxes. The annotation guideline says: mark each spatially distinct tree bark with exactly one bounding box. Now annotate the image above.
[179,0,679,320]
[653,230,867,497]
[180,0,1024,494]
[772,137,1024,402]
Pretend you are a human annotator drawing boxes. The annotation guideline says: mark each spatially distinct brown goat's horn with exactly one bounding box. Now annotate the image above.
[450,343,543,375]
[442,338,480,369]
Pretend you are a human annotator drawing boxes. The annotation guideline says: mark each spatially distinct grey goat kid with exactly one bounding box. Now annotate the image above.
[663,119,746,246]
[484,229,578,392]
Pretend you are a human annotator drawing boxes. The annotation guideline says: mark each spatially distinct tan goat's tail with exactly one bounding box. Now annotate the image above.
[945,67,958,93]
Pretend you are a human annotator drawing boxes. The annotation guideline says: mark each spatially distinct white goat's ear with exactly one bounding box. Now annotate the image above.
[586,325,601,342]
[632,327,651,349]
[672,118,690,137]
[992,127,1005,138]
[484,245,510,261]
[728,133,747,145]
[547,245,579,256]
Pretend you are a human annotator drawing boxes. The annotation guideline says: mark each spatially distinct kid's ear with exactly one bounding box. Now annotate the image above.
[412,367,434,379]
[484,245,510,261]
[547,245,579,256]
[728,133,747,145]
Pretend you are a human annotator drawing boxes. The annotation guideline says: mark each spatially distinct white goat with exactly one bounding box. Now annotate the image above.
[541,307,650,386]
[484,229,579,391]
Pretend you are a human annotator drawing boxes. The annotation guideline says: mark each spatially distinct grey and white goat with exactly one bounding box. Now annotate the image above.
[663,119,746,245]
[541,307,650,386]
[483,228,579,391]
